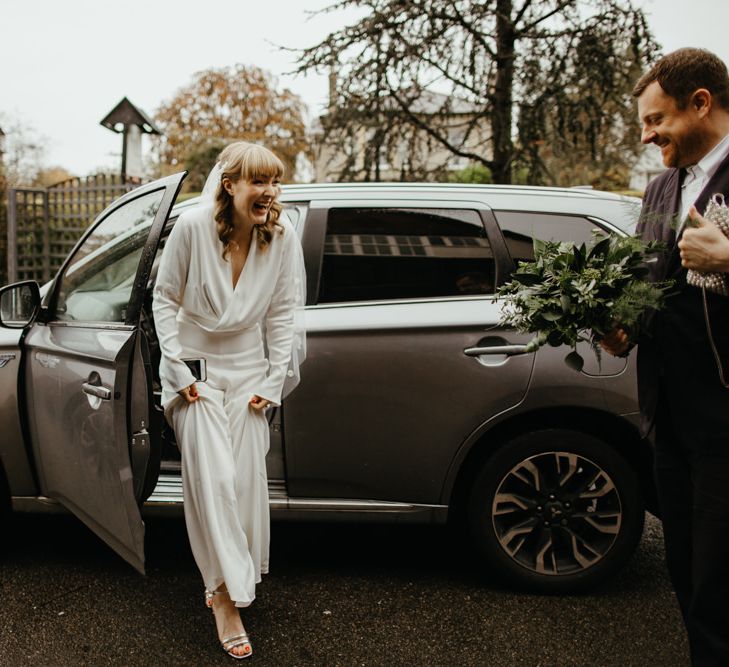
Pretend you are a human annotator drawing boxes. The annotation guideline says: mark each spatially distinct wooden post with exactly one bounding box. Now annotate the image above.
[7,188,17,284]
[121,130,128,181]
[42,191,50,283]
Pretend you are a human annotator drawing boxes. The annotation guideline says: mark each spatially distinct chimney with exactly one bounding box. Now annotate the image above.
[328,66,338,112]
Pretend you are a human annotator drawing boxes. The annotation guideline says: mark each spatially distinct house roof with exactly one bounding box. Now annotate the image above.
[409,90,480,114]
[312,89,482,134]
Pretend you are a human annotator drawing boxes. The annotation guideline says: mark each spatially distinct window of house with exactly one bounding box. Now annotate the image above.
[318,207,495,303]
[496,211,607,270]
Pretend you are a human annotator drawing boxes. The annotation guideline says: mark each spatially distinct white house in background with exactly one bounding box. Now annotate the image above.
[629,146,665,191]
[312,85,490,182]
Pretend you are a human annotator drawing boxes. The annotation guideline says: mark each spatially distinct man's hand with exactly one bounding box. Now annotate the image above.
[599,327,630,357]
[178,383,199,403]
[679,205,729,272]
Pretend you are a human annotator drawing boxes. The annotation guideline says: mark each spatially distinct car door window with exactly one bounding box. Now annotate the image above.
[495,211,605,269]
[54,189,164,322]
[319,207,494,303]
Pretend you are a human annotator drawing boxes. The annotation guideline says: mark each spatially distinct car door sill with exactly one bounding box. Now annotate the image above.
[147,474,447,522]
[14,474,449,524]
[12,496,68,514]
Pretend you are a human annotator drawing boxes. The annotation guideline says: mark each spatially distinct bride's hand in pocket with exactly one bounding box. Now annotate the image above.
[249,395,271,411]
[179,383,199,403]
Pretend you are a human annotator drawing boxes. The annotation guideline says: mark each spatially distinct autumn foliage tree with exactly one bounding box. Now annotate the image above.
[154,65,309,189]
[294,0,660,186]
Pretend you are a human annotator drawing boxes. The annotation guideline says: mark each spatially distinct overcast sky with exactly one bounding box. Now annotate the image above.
[1,0,728,176]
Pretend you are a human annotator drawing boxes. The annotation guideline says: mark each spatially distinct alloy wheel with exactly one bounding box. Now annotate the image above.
[491,451,622,575]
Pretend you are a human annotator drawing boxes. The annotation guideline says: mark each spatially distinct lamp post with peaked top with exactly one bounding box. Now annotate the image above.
[0,126,6,173]
[0,126,6,194]
[100,97,161,182]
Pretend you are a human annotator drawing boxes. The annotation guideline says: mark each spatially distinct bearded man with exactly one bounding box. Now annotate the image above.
[603,48,729,666]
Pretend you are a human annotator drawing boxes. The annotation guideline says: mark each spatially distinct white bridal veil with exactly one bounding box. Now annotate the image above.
[200,161,307,399]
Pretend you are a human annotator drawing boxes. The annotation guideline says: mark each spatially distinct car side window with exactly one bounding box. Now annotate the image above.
[318,207,494,303]
[54,189,164,322]
[495,211,606,269]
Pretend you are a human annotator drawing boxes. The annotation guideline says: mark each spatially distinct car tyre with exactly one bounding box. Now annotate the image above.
[468,429,644,593]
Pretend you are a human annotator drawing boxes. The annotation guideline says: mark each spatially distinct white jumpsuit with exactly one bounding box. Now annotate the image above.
[152,204,299,607]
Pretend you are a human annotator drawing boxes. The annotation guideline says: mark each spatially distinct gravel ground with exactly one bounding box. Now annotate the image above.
[0,513,688,666]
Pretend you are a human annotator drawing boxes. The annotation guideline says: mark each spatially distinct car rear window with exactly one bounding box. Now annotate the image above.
[495,211,607,268]
[318,207,495,303]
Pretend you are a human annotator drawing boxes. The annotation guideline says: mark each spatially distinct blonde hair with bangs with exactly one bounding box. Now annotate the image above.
[214,141,286,258]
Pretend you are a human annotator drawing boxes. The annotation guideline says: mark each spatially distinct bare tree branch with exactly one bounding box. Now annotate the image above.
[294,0,659,185]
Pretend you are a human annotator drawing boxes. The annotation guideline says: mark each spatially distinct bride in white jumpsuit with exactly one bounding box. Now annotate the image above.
[152,142,304,659]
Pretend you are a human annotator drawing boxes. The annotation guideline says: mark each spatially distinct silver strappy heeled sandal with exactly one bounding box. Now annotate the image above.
[204,588,253,660]
[221,632,253,660]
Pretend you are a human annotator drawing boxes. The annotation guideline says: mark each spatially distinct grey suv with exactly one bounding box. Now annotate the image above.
[0,174,650,592]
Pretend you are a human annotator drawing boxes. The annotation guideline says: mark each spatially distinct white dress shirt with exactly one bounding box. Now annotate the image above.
[679,132,729,227]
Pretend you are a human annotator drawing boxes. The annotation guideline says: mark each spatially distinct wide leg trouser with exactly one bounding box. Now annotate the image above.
[170,380,270,608]
[654,395,729,666]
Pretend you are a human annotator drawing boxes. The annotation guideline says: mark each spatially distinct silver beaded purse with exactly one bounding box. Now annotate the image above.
[686,193,729,296]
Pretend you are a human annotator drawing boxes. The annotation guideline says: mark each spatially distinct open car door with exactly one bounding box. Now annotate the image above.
[21,172,186,573]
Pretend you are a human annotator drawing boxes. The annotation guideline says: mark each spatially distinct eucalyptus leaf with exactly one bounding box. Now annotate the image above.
[588,236,611,259]
[547,330,564,347]
[513,272,543,286]
[565,350,585,372]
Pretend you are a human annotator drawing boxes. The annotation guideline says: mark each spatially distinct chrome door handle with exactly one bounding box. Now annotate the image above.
[82,382,112,400]
[464,344,529,357]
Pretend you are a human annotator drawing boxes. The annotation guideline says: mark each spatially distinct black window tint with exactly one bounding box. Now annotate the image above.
[319,208,494,303]
[496,211,605,268]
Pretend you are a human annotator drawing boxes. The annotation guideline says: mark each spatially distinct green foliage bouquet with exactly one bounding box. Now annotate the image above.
[497,233,673,371]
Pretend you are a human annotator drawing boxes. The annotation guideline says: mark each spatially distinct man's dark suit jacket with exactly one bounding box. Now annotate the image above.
[636,155,729,438]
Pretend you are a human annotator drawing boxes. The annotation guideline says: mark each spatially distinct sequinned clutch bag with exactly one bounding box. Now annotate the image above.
[686,194,729,296]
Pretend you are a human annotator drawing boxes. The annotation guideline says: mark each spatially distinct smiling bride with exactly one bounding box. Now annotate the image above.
[152,141,305,660]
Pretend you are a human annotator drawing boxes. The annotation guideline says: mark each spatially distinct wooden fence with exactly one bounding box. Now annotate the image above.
[0,191,7,286]
[5,174,141,285]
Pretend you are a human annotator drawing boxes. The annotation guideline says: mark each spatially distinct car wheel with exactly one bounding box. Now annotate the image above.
[467,429,644,593]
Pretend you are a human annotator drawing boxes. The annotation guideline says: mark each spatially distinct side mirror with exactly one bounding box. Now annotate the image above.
[0,281,41,328]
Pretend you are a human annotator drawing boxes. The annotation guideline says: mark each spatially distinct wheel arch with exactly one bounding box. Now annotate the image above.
[444,406,657,523]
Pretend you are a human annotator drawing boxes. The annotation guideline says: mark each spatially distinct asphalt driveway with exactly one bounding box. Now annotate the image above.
[0,513,687,666]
